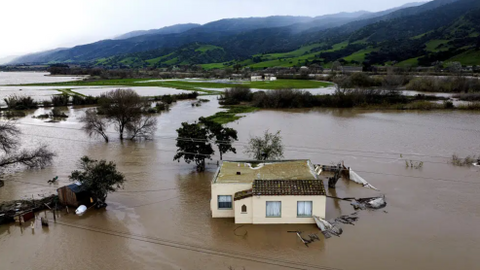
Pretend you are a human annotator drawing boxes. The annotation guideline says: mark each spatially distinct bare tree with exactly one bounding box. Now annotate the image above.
[244,130,284,160]
[0,121,55,172]
[0,146,54,168]
[126,115,157,140]
[98,89,145,140]
[0,121,20,153]
[80,109,110,143]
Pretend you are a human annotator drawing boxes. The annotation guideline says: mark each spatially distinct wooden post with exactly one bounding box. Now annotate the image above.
[53,202,56,222]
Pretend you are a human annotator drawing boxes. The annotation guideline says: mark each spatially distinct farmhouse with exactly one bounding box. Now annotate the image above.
[211,160,326,224]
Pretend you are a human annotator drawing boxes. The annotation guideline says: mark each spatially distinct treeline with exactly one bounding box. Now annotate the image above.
[218,86,479,110]
[3,91,199,111]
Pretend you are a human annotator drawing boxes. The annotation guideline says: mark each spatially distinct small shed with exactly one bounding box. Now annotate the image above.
[57,183,92,207]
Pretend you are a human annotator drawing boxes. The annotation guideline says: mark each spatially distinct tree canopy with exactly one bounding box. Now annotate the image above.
[69,156,126,203]
[173,122,214,172]
[199,117,238,160]
[244,130,284,160]
[93,89,157,141]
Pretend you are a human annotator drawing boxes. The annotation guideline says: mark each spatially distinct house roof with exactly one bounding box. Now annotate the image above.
[234,189,253,201]
[64,183,86,194]
[214,160,318,184]
[252,179,326,196]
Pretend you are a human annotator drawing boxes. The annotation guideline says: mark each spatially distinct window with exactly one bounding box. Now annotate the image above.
[266,201,281,217]
[297,201,313,217]
[218,195,232,209]
[241,205,247,213]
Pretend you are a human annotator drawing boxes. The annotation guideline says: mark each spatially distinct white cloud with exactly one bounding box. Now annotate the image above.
[0,0,418,58]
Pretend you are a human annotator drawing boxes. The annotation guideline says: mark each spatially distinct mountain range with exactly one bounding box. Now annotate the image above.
[9,0,480,68]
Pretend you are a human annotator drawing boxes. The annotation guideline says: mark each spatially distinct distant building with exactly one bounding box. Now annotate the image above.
[211,160,326,224]
[250,75,263,81]
[57,183,93,208]
[250,74,277,81]
[264,74,277,81]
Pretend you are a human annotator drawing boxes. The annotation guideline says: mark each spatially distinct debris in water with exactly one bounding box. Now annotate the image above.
[351,195,387,210]
[75,205,87,216]
[349,169,378,190]
[313,214,358,239]
[47,176,59,184]
[288,231,320,247]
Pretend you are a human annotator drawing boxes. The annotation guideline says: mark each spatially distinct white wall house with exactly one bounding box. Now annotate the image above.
[211,160,326,224]
[250,75,263,81]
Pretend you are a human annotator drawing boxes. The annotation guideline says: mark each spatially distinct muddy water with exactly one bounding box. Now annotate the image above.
[1,78,480,270]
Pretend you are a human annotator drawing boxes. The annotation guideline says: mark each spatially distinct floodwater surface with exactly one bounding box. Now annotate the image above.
[0,74,479,270]
[0,72,84,85]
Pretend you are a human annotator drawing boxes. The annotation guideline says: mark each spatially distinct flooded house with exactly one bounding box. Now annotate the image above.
[57,182,93,208]
[211,160,326,224]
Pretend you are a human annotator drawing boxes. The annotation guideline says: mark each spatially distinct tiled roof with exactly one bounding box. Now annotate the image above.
[252,180,326,196]
[234,189,253,201]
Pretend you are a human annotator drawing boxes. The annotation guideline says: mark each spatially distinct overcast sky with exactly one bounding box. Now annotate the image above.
[0,0,422,58]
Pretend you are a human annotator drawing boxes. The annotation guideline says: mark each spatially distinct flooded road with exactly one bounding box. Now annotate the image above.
[1,74,480,270]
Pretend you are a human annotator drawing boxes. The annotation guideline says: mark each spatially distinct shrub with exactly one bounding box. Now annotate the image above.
[4,95,38,110]
[406,77,480,93]
[72,95,99,105]
[50,108,68,118]
[219,87,253,105]
[3,110,26,118]
[443,101,454,109]
[153,92,199,104]
[51,94,70,106]
[251,89,316,108]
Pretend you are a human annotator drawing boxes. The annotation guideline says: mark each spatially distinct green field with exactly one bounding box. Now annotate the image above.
[206,106,257,124]
[447,49,480,65]
[195,45,223,53]
[16,79,332,92]
[425,40,450,52]
[343,48,375,63]
[396,57,420,67]
[201,62,228,69]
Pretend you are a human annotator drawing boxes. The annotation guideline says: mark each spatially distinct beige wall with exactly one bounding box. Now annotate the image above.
[211,183,252,218]
[234,197,253,224]
[251,195,326,224]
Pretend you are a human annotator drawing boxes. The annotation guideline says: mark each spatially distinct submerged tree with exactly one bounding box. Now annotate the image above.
[173,122,214,172]
[0,121,55,172]
[199,117,238,160]
[80,109,109,143]
[69,156,125,203]
[244,130,284,160]
[126,115,157,141]
[88,89,158,141]
[98,89,145,140]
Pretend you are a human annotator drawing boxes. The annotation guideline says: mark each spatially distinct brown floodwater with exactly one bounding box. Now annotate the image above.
[1,76,480,270]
